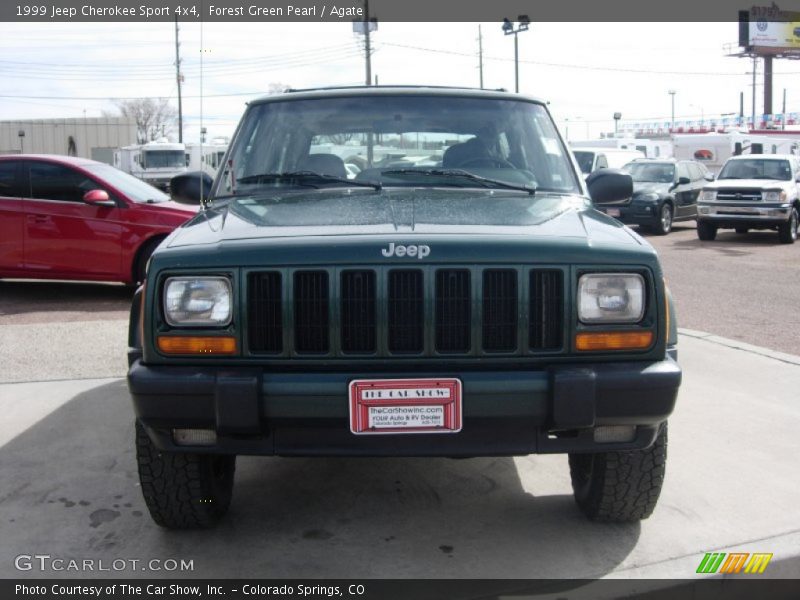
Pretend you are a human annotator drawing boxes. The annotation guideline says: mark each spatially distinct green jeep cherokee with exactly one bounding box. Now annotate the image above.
[127,86,681,529]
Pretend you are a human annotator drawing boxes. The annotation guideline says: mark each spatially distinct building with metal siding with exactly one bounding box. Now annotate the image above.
[0,117,137,163]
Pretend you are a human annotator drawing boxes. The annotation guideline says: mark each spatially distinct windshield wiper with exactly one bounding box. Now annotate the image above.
[382,168,536,195]
[236,170,381,190]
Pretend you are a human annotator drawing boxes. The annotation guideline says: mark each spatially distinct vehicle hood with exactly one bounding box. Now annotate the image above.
[704,178,791,190]
[154,188,658,270]
[169,190,637,240]
[632,182,671,196]
[131,199,198,225]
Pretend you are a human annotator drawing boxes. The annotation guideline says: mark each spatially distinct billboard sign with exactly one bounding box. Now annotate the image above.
[744,4,800,51]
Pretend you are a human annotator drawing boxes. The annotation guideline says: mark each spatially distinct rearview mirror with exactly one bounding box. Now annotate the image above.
[170,171,214,204]
[586,168,633,205]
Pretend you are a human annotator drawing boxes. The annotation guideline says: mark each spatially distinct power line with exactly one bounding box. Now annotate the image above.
[380,41,800,78]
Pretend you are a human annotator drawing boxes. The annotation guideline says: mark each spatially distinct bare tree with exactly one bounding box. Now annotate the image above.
[267,82,291,95]
[114,98,178,143]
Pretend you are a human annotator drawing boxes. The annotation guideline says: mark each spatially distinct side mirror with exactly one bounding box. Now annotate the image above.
[705,173,715,181]
[170,171,214,204]
[83,189,115,207]
[586,168,633,205]
[677,176,691,185]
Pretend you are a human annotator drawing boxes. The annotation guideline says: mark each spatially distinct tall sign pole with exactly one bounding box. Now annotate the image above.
[174,14,183,143]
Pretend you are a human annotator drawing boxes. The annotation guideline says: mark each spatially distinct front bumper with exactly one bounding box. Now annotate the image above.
[698,203,791,228]
[601,204,657,227]
[128,356,681,457]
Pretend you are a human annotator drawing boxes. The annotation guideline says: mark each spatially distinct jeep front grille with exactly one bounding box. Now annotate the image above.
[246,266,565,358]
[341,270,376,354]
[388,269,424,353]
[482,269,518,352]
[435,269,471,353]
[247,272,283,354]
[293,271,329,353]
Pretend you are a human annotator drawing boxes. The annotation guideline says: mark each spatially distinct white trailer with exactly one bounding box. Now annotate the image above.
[114,138,187,190]
[185,139,229,178]
[570,137,672,159]
[672,131,800,175]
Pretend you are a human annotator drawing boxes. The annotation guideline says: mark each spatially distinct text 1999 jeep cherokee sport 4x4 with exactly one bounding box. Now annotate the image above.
[127,86,681,528]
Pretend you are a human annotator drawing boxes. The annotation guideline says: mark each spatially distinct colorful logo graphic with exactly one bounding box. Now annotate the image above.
[696,552,773,574]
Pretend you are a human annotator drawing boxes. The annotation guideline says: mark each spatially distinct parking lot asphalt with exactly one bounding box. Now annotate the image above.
[1,331,799,580]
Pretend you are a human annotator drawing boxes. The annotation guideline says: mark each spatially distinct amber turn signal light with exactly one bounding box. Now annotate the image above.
[575,331,654,351]
[157,336,237,355]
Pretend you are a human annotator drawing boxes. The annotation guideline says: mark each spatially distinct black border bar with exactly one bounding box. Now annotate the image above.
[2,0,799,22]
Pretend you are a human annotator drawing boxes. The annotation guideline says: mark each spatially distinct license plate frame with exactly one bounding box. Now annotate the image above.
[349,378,462,435]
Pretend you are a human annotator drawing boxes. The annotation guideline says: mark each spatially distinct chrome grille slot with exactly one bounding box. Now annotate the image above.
[716,188,763,202]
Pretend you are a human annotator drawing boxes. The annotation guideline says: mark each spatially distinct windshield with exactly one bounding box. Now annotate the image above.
[572,151,595,175]
[622,162,675,183]
[718,159,792,181]
[142,150,185,169]
[83,164,169,203]
[218,94,581,197]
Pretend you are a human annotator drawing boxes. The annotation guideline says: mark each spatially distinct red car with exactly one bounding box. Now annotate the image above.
[0,155,197,285]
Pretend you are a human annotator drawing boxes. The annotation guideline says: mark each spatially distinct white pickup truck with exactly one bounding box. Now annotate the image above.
[697,154,800,244]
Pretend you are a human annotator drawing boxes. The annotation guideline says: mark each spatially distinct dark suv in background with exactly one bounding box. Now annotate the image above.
[594,159,713,235]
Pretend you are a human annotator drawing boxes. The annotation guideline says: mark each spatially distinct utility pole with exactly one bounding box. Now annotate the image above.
[782,88,787,130]
[363,0,371,86]
[751,56,757,131]
[478,25,484,89]
[174,14,183,143]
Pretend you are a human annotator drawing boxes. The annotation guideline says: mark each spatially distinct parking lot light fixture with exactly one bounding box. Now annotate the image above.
[502,16,530,93]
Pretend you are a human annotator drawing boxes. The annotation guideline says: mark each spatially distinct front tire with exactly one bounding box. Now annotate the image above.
[569,423,667,522]
[697,221,717,241]
[652,203,673,235]
[778,206,798,244]
[135,421,235,529]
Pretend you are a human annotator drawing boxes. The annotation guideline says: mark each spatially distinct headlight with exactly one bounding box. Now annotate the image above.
[164,277,232,326]
[578,273,645,323]
[763,190,786,202]
[699,190,717,202]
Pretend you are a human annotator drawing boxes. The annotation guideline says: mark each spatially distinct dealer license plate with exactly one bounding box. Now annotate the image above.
[349,378,462,435]
[603,207,621,217]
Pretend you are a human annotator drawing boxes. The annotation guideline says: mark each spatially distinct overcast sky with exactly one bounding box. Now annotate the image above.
[2,21,799,141]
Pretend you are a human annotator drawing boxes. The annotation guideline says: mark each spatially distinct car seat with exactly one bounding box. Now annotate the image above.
[300,154,347,179]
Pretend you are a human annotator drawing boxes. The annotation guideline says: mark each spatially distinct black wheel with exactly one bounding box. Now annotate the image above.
[697,221,717,241]
[569,423,667,522]
[735,228,749,234]
[135,421,235,529]
[652,203,673,235]
[133,237,164,285]
[778,207,798,244]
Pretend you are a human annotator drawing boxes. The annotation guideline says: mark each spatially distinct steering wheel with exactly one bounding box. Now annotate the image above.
[458,157,516,169]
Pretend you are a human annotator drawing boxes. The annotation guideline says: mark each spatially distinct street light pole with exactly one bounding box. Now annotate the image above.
[502,16,529,93]
[668,90,676,132]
